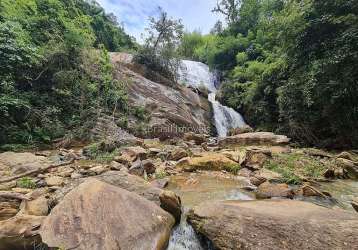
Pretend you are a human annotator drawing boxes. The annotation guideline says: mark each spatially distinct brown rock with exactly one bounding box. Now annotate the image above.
[351,197,358,212]
[45,176,65,186]
[142,159,156,174]
[159,190,182,223]
[0,215,45,249]
[169,148,189,161]
[128,160,144,176]
[297,185,328,198]
[254,168,283,182]
[89,165,108,175]
[0,152,51,174]
[249,176,266,186]
[19,196,48,216]
[256,182,294,199]
[337,158,358,179]
[40,179,175,250]
[188,200,358,250]
[183,132,207,145]
[0,201,19,221]
[243,148,271,170]
[176,152,237,172]
[218,132,290,147]
[228,125,254,136]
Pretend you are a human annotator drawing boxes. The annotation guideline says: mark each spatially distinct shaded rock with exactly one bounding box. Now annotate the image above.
[128,159,144,176]
[159,190,182,223]
[142,159,156,174]
[188,200,358,250]
[295,185,329,198]
[0,152,51,175]
[109,161,123,170]
[40,179,175,250]
[0,215,45,250]
[256,182,294,199]
[237,168,253,177]
[249,176,266,186]
[168,148,188,161]
[115,146,147,166]
[218,132,290,147]
[45,176,64,187]
[336,151,355,161]
[352,198,358,212]
[324,168,336,178]
[176,152,237,172]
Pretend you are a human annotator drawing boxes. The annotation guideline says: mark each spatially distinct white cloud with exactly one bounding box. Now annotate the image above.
[96,0,221,42]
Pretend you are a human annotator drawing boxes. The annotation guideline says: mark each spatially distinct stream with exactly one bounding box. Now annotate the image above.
[165,172,358,249]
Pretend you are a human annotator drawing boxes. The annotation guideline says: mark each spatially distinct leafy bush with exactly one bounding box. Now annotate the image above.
[17,177,36,189]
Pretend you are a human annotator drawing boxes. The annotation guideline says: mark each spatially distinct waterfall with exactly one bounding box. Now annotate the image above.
[178,60,246,137]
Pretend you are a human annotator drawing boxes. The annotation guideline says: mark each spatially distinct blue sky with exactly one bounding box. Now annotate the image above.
[96,0,222,42]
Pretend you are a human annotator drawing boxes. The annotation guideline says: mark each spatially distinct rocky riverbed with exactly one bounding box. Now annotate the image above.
[0,132,357,250]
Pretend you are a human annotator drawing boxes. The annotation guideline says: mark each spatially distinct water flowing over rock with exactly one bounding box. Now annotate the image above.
[178,60,247,137]
[188,200,358,250]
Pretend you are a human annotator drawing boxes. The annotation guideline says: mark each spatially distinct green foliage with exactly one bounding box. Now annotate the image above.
[0,0,134,147]
[83,142,119,163]
[210,0,358,148]
[17,177,36,189]
[224,163,241,174]
[178,31,205,60]
[155,169,168,179]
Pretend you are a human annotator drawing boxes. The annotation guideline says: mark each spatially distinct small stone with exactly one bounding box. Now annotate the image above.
[129,160,144,176]
[110,161,123,171]
[169,148,188,161]
[142,160,156,174]
[70,172,83,179]
[45,176,65,187]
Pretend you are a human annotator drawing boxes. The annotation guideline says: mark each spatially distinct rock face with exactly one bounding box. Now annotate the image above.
[111,53,211,139]
[218,132,290,147]
[40,179,175,250]
[52,170,182,222]
[176,152,238,172]
[0,152,51,174]
[188,200,358,250]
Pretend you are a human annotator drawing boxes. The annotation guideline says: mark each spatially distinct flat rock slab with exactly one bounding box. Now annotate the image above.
[218,132,290,147]
[0,152,51,174]
[188,200,358,250]
[40,179,175,250]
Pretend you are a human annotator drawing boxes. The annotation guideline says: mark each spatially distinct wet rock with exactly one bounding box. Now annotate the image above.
[0,215,45,250]
[237,168,253,177]
[45,176,65,187]
[295,185,329,198]
[0,152,51,175]
[218,132,290,147]
[176,152,237,172]
[168,148,189,161]
[40,179,175,250]
[188,200,358,250]
[159,190,182,223]
[256,182,294,199]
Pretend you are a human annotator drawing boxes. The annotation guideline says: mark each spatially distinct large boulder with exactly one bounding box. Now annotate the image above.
[176,152,238,172]
[218,132,290,147]
[52,170,182,222]
[188,200,358,250]
[256,182,294,199]
[40,179,175,250]
[337,158,358,179]
[0,152,51,175]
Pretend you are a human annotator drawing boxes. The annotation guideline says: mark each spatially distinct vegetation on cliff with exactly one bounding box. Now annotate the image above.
[0,0,135,149]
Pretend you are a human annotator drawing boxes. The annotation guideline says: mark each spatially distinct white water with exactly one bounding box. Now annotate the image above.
[178,60,246,137]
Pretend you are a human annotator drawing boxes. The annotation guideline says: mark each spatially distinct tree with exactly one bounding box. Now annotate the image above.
[212,0,241,26]
[135,7,184,81]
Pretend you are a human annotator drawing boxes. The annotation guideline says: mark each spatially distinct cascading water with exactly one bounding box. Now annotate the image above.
[178,60,246,137]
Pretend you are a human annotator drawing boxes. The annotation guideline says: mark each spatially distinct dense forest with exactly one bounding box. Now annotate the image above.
[1,0,358,149]
[0,0,135,149]
[178,0,358,148]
